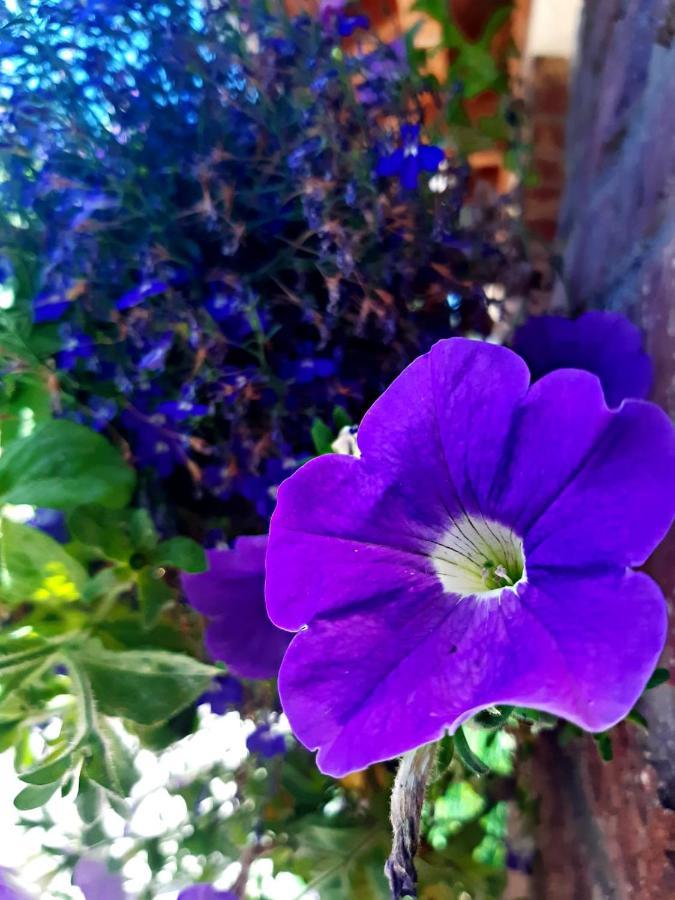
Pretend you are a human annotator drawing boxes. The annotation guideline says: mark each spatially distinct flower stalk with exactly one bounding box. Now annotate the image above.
[385,742,437,900]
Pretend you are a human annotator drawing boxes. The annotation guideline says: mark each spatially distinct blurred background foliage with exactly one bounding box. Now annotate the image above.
[0,0,534,896]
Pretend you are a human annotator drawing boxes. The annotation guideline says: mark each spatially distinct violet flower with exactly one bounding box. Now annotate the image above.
[182,536,291,680]
[115,279,167,311]
[376,124,445,190]
[512,311,653,407]
[72,858,126,900]
[178,887,236,900]
[200,674,244,714]
[337,14,370,37]
[246,722,287,758]
[266,338,675,775]
[0,870,27,899]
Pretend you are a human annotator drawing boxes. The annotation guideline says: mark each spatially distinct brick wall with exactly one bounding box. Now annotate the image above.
[523,56,569,243]
[532,3,675,897]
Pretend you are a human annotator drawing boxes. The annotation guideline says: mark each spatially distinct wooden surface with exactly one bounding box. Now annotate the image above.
[531,1,675,896]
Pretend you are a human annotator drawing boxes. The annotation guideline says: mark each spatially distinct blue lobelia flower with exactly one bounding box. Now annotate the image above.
[115,279,168,311]
[246,721,287,759]
[266,338,675,775]
[32,286,73,323]
[376,124,445,190]
[337,14,370,37]
[199,675,244,714]
[55,325,95,371]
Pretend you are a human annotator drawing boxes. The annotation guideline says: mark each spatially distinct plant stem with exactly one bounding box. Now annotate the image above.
[385,742,437,899]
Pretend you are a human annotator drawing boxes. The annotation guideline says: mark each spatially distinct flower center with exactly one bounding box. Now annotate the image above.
[430,515,526,599]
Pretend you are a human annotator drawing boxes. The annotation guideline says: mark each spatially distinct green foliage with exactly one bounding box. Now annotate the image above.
[646,667,669,690]
[151,537,207,574]
[0,518,86,605]
[0,420,135,509]
[72,641,217,726]
[407,0,525,160]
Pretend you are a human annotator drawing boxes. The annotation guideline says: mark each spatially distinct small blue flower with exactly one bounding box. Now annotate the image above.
[157,387,209,422]
[138,331,173,371]
[376,124,445,190]
[33,288,71,323]
[27,508,69,544]
[246,722,287,759]
[337,14,370,36]
[55,325,95,370]
[200,676,244,714]
[88,396,117,431]
[287,136,323,171]
[0,257,12,285]
[116,279,167,311]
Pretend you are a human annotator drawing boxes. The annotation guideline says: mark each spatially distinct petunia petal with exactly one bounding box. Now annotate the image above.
[487,369,611,533]
[182,537,291,680]
[279,569,665,775]
[524,398,675,568]
[266,522,437,630]
[358,338,529,516]
[513,312,653,407]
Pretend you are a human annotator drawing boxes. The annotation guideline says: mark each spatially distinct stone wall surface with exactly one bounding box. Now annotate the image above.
[532,2,675,898]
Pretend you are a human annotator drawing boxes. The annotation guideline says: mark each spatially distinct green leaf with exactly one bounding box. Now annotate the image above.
[594,732,613,762]
[0,372,51,447]
[0,640,55,677]
[14,781,60,810]
[0,519,86,605]
[646,668,669,690]
[627,708,648,730]
[0,640,58,705]
[0,420,135,509]
[76,777,102,825]
[151,537,207,573]
[129,509,158,552]
[83,723,136,797]
[72,641,217,726]
[19,751,73,786]
[81,566,130,604]
[310,418,335,455]
[435,733,454,774]
[137,568,175,629]
[454,727,489,776]
[0,719,21,752]
[67,507,134,560]
[332,406,352,432]
[473,706,514,730]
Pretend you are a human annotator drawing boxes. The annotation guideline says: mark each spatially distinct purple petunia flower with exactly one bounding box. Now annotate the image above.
[376,124,445,190]
[512,311,653,408]
[0,869,27,899]
[266,338,675,776]
[178,886,236,900]
[182,536,291,680]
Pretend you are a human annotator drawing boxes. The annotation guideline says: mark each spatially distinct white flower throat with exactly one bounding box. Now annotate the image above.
[431,514,526,599]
